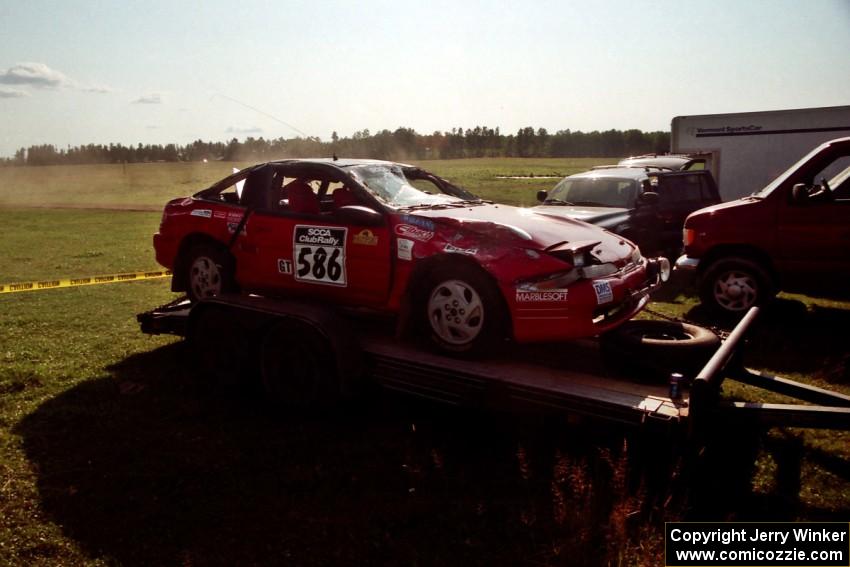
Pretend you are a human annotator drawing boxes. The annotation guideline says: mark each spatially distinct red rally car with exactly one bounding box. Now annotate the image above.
[154,159,670,353]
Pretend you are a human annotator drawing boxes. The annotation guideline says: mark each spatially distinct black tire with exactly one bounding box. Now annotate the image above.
[698,256,774,315]
[418,262,507,355]
[601,320,720,381]
[184,243,237,303]
[260,320,338,408]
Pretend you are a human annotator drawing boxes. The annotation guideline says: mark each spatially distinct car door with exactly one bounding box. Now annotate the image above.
[775,154,850,282]
[236,166,393,307]
[655,172,718,252]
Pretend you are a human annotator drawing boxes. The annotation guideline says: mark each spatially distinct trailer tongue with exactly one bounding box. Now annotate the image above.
[138,296,850,434]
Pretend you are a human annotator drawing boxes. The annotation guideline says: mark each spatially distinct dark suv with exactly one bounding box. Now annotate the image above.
[534,166,721,258]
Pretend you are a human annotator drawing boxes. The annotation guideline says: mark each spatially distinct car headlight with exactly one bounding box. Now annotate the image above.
[515,261,621,291]
[646,257,671,283]
[516,269,580,291]
[579,263,618,279]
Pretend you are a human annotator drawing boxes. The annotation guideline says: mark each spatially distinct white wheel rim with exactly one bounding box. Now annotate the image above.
[190,256,222,299]
[713,270,757,311]
[427,279,484,346]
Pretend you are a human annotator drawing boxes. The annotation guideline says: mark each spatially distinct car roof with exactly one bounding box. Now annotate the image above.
[566,166,652,180]
[618,154,694,170]
[265,157,415,169]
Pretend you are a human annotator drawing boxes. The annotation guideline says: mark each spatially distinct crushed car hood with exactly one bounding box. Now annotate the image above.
[532,205,630,225]
[406,203,634,260]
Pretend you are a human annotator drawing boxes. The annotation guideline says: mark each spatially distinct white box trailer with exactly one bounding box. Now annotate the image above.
[671,105,850,200]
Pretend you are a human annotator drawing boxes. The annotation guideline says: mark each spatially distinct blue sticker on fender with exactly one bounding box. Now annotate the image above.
[593,280,613,304]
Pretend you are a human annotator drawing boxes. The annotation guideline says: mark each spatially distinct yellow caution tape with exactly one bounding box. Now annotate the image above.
[0,270,172,294]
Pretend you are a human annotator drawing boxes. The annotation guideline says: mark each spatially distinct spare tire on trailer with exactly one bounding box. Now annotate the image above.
[600,320,720,381]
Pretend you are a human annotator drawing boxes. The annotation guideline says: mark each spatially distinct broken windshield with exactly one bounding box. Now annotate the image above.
[349,164,463,208]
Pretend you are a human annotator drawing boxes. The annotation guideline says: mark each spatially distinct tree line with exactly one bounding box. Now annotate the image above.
[3,126,670,166]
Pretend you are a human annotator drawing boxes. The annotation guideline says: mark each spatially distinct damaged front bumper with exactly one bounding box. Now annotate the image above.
[510,256,670,342]
[591,256,669,326]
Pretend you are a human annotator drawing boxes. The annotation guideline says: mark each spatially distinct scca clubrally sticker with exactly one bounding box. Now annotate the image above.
[293,225,348,286]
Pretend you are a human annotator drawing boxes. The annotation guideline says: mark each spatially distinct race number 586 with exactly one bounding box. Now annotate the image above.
[293,226,347,286]
[296,246,344,283]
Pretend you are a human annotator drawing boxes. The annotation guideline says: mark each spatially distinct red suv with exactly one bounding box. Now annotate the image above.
[676,137,850,314]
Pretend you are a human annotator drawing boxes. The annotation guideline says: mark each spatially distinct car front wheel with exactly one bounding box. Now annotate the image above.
[420,263,506,355]
[699,257,773,314]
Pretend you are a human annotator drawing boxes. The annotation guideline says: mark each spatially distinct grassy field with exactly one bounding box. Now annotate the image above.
[0,158,606,209]
[0,160,848,565]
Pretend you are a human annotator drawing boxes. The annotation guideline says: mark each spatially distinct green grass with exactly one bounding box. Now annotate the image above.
[0,161,848,565]
[0,209,163,282]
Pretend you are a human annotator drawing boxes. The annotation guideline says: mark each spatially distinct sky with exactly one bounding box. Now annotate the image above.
[1,0,849,158]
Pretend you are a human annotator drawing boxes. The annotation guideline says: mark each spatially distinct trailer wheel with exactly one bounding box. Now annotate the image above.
[419,262,507,355]
[185,243,237,303]
[260,320,337,407]
[699,257,773,315]
[601,320,720,380]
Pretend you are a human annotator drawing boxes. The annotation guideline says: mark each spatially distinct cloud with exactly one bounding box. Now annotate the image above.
[0,62,69,88]
[0,62,114,95]
[84,84,114,94]
[0,87,29,98]
[226,126,264,135]
[132,93,163,104]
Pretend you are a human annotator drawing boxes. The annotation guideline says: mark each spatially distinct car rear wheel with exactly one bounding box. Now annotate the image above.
[601,320,720,381]
[420,263,507,355]
[699,257,773,314]
[185,243,236,302]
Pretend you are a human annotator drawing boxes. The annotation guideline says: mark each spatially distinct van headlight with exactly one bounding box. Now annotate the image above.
[646,257,671,282]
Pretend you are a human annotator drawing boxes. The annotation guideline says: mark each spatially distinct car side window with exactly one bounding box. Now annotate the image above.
[195,169,252,205]
[832,168,850,200]
[815,157,850,201]
[658,175,704,204]
[269,170,364,215]
[699,176,717,201]
[280,177,322,215]
[217,182,241,204]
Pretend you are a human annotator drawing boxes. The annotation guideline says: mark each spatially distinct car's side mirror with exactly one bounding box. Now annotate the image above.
[335,205,384,226]
[791,183,811,204]
[536,190,548,203]
[792,182,833,205]
[636,191,659,207]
